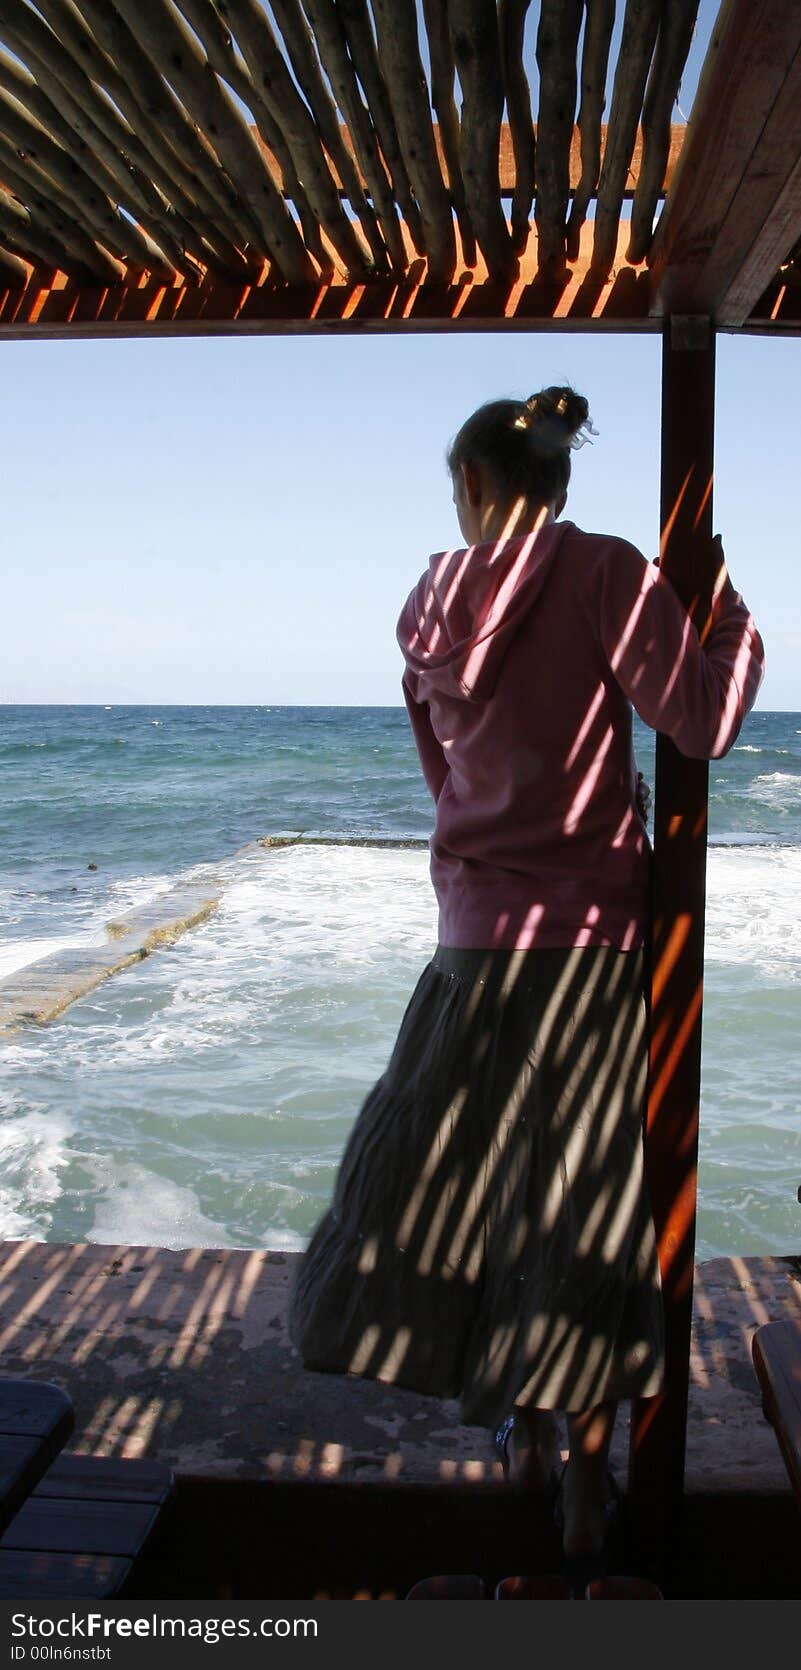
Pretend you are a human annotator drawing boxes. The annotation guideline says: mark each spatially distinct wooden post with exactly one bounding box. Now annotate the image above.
[628,316,716,1570]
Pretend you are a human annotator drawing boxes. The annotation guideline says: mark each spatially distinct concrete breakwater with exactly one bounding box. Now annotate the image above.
[0,835,431,1037]
[0,831,430,1028]
[0,881,221,1035]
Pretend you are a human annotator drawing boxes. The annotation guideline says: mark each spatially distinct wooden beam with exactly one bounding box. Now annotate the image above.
[566,0,615,260]
[0,222,658,338]
[534,0,583,280]
[650,0,801,326]
[255,121,685,201]
[747,273,801,332]
[629,316,716,1576]
[448,0,517,281]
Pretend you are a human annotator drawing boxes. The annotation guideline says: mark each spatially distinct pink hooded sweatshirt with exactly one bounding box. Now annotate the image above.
[396,520,765,951]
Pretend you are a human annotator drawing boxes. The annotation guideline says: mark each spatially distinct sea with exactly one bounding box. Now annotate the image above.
[0,704,799,1264]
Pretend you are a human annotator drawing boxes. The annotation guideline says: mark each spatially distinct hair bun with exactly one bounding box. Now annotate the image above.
[519,385,594,451]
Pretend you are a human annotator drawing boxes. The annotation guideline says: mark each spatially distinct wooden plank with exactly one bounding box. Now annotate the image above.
[628,319,716,1567]
[1,1496,161,1557]
[33,1454,174,1505]
[0,1379,74,1453]
[0,1550,131,1599]
[712,75,801,328]
[752,1320,801,1506]
[0,1437,50,1537]
[747,275,801,331]
[650,0,801,320]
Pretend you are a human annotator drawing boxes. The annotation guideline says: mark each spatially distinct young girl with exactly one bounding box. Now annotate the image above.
[289,386,764,1578]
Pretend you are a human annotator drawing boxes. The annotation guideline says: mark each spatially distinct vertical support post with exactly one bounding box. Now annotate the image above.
[628,317,716,1565]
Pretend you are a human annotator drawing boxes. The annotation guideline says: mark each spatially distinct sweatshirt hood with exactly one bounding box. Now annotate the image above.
[397,519,573,702]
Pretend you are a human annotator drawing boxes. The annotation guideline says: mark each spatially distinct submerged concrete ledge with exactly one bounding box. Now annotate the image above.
[0,1240,798,1496]
[0,882,220,1035]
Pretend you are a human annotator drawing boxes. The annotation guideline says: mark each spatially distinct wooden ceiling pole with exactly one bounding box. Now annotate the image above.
[629,315,716,1579]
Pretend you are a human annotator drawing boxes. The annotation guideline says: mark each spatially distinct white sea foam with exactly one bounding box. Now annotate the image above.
[705,846,801,977]
[0,1106,71,1239]
[0,937,86,980]
[1,839,798,1258]
[86,1162,234,1250]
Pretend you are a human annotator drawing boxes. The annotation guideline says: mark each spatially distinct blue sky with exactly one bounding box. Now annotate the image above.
[1,327,797,708]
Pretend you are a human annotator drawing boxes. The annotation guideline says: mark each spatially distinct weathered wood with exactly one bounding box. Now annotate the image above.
[422,0,476,265]
[535,0,583,279]
[301,0,404,269]
[592,0,661,276]
[629,319,715,1566]
[0,133,162,280]
[107,0,317,281]
[5,4,250,279]
[0,18,180,278]
[170,0,333,275]
[719,149,801,329]
[368,0,456,281]
[0,188,80,276]
[176,0,373,271]
[0,47,209,279]
[262,0,389,270]
[0,175,122,282]
[0,4,183,260]
[255,120,683,202]
[337,0,424,251]
[210,0,372,275]
[0,14,255,280]
[67,0,267,266]
[0,242,29,284]
[448,0,517,281]
[566,0,615,260]
[299,0,406,270]
[0,41,154,227]
[499,0,535,253]
[0,106,134,278]
[650,0,801,325]
[629,0,699,263]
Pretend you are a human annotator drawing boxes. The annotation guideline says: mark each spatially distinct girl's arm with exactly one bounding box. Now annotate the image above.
[402,678,450,802]
[599,537,765,758]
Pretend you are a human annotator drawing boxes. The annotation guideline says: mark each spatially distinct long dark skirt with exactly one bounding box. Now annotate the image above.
[289,944,665,1429]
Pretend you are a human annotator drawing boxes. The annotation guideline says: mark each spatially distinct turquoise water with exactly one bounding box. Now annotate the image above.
[0,705,799,1261]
